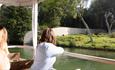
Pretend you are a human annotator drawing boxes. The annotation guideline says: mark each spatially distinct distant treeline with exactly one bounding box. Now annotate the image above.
[0,0,115,45]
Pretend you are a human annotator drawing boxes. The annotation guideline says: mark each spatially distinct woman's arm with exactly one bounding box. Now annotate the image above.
[4,43,9,55]
[46,44,64,57]
[0,64,3,70]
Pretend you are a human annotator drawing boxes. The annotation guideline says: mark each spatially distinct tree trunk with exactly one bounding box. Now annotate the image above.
[105,16,111,35]
[81,17,93,43]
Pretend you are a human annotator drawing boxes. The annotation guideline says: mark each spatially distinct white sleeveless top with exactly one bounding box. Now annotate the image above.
[31,42,64,70]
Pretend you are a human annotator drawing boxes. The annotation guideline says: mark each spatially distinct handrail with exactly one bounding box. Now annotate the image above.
[64,51,115,65]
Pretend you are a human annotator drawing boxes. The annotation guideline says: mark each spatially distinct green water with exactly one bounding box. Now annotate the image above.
[65,48,115,59]
[54,55,115,70]
[9,47,115,70]
[9,47,33,59]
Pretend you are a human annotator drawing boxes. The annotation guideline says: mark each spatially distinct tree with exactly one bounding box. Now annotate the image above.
[0,5,32,45]
[38,0,80,27]
[104,8,115,35]
[87,0,115,29]
[76,0,94,43]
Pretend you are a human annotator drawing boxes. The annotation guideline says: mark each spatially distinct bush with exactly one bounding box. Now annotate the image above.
[0,6,32,45]
[56,34,115,50]
[110,32,115,38]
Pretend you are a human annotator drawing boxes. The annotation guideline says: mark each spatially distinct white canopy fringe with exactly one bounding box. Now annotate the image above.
[0,0,37,6]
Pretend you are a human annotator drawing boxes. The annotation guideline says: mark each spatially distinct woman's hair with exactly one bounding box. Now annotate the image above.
[40,28,56,45]
[0,26,8,42]
[0,26,8,49]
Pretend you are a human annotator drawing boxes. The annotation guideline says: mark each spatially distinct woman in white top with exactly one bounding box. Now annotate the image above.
[0,26,10,70]
[31,28,64,70]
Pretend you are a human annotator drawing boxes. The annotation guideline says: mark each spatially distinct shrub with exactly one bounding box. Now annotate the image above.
[56,34,115,50]
[110,32,115,38]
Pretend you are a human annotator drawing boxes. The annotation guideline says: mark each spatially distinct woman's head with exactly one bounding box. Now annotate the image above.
[40,28,56,45]
[0,26,8,43]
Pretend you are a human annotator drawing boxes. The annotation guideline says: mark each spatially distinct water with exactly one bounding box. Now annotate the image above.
[9,47,115,70]
[65,48,115,59]
[9,47,33,59]
[54,55,115,70]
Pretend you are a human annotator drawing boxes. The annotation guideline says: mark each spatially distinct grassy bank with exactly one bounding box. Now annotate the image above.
[56,33,115,50]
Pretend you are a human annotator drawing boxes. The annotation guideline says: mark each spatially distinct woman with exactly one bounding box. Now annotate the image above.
[31,28,64,70]
[0,26,10,70]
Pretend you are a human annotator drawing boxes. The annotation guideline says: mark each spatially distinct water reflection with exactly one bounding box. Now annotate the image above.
[65,48,115,59]
[54,55,115,70]
[9,47,115,70]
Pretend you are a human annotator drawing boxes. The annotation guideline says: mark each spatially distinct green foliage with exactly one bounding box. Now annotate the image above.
[0,6,32,45]
[110,32,115,38]
[97,33,109,37]
[56,34,115,50]
[39,0,80,27]
[84,0,115,29]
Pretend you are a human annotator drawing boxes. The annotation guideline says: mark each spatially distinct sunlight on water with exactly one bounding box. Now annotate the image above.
[75,69,81,70]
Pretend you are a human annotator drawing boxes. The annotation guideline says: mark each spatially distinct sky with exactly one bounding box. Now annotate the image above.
[0,4,2,7]
[80,0,94,9]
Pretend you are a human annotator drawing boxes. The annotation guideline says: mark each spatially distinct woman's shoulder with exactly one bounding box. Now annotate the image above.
[39,42,54,46]
[45,42,54,45]
[38,42,55,48]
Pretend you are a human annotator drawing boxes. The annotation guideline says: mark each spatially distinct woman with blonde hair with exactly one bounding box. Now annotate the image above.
[31,28,64,70]
[0,26,10,70]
